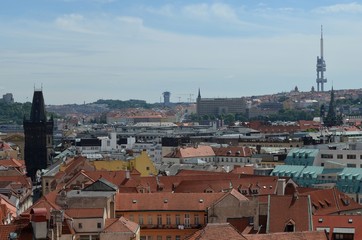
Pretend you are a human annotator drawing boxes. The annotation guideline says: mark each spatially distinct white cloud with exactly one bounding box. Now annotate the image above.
[144,4,176,17]
[182,3,240,23]
[55,14,100,34]
[313,2,362,14]
[117,16,144,26]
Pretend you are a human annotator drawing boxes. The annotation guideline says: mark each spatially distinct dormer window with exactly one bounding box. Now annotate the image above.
[284,219,295,232]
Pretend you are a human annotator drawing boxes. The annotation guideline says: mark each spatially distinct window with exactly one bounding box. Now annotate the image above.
[284,223,295,232]
[194,214,200,225]
[184,214,190,228]
[139,214,144,225]
[334,233,354,240]
[166,214,171,225]
[347,163,356,168]
[129,214,134,221]
[321,154,333,159]
[78,223,83,229]
[146,166,150,170]
[175,214,180,225]
[175,236,181,240]
[97,222,101,228]
[157,214,162,225]
[347,154,356,159]
[337,154,343,159]
[166,236,171,240]
[148,215,153,225]
[157,236,162,240]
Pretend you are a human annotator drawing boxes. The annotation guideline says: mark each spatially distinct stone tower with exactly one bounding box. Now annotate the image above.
[23,90,53,181]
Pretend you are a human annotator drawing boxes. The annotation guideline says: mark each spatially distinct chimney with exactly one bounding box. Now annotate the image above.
[30,208,48,239]
[125,170,130,179]
[276,179,286,196]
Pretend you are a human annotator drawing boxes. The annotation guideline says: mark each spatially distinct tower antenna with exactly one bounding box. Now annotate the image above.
[316,25,327,92]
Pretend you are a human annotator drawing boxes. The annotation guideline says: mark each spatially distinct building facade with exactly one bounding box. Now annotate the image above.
[196,90,246,116]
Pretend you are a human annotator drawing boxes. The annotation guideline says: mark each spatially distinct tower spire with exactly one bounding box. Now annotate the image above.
[320,25,323,58]
[316,25,327,92]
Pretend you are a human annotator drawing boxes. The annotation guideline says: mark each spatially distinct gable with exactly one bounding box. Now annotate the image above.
[83,178,118,192]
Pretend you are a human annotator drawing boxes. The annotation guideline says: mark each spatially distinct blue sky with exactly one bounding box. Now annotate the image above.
[1,0,362,104]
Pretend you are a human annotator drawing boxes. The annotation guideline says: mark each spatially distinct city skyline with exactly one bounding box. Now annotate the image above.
[1,1,362,104]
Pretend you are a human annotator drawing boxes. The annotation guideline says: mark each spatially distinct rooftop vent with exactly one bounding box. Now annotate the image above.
[318,218,323,223]
[348,219,353,223]
[199,199,204,203]
[164,199,168,203]
[132,199,137,204]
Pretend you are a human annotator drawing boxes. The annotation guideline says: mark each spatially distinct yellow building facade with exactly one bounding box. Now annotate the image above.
[92,150,158,177]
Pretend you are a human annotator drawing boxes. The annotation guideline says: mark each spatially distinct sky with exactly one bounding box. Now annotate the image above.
[1,0,362,105]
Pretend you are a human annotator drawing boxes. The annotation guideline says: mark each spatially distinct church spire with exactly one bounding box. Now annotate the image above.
[29,90,47,122]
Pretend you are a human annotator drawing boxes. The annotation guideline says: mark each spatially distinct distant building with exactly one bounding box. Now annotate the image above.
[196,89,246,116]
[23,90,54,181]
[163,91,171,106]
[2,93,14,103]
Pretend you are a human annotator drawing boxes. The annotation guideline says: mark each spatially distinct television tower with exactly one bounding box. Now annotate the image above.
[316,25,327,92]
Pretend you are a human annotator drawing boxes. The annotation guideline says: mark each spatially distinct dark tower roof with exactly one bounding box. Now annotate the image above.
[29,90,47,122]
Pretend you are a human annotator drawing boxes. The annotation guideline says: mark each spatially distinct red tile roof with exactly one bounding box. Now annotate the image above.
[104,217,139,233]
[267,194,313,233]
[164,145,215,158]
[231,166,254,175]
[0,175,32,188]
[186,223,247,240]
[244,231,328,240]
[0,222,31,240]
[173,176,278,196]
[176,169,229,176]
[313,215,362,240]
[116,192,226,212]
[122,173,265,193]
[0,158,25,168]
[212,147,253,157]
[300,188,362,215]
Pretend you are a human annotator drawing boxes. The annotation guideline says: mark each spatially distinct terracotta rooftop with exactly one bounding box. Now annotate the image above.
[164,145,215,158]
[123,173,252,193]
[212,146,253,157]
[244,231,328,240]
[0,158,25,168]
[0,175,32,188]
[185,223,247,240]
[267,194,313,233]
[116,192,226,212]
[300,187,362,215]
[173,176,278,196]
[104,216,139,233]
[313,215,362,240]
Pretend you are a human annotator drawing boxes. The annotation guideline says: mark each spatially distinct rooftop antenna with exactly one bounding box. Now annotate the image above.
[316,25,327,92]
